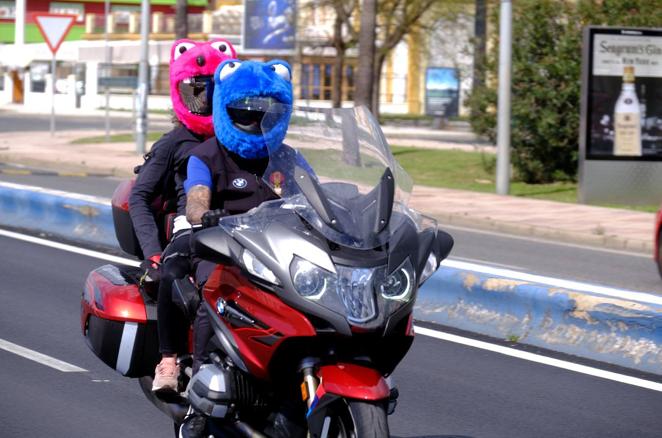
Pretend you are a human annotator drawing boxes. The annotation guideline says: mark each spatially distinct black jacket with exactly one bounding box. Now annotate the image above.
[187,137,278,216]
[129,126,204,258]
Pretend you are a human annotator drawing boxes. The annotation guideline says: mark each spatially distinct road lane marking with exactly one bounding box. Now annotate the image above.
[0,229,140,267]
[442,223,651,259]
[442,259,662,306]
[0,338,87,373]
[414,326,662,393]
[449,256,524,271]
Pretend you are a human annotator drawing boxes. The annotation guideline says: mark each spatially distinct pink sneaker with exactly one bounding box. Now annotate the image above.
[152,359,180,393]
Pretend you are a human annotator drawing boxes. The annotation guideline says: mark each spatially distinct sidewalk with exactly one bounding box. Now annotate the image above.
[0,129,654,255]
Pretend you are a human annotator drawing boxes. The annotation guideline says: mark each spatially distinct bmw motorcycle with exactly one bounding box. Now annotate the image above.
[81,105,453,437]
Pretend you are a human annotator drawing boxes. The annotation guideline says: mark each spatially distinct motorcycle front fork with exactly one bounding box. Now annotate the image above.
[299,357,320,409]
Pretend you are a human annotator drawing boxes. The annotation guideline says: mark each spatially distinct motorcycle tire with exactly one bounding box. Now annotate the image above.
[327,400,389,438]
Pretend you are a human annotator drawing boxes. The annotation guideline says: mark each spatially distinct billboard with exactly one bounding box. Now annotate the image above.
[579,27,662,204]
[243,0,296,52]
[425,67,459,118]
[584,28,662,160]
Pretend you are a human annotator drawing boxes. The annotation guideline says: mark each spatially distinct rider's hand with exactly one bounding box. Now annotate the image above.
[201,209,227,228]
[140,254,161,282]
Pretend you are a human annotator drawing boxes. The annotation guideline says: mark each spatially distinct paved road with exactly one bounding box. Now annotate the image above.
[1,171,660,295]
[0,234,661,437]
[0,111,171,133]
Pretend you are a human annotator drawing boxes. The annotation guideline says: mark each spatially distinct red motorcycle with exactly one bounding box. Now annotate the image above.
[81,106,453,437]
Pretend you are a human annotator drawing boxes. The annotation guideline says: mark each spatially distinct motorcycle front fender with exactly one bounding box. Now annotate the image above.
[306,363,389,437]
[316,363,390,401]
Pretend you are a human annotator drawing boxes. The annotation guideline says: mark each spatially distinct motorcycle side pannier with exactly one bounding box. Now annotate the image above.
[81,264,159,378]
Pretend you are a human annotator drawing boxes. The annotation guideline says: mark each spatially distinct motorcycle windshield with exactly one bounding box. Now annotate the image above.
[260,104,413,249]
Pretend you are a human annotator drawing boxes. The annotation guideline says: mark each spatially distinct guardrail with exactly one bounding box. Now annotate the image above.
[2,181,661,375]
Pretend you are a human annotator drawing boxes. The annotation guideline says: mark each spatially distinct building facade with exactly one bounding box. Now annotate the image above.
[0,0,476,117]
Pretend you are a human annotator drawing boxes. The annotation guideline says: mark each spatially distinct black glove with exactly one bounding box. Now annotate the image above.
[140,256,161,283]
[201,208,227,228]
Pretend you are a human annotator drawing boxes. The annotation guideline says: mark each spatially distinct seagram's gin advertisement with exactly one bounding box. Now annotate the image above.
[587,29,662,160]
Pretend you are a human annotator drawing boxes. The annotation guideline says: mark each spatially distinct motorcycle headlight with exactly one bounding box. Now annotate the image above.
[290,257,334,300]
[242,249,280,285]
[379,259,414,301]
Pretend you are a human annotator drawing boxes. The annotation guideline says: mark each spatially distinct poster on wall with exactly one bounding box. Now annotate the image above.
[243,0,296,52]
[585,27,662,160]
[425,67,459,118]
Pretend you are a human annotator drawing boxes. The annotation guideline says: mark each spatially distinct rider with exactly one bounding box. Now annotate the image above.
[178,59,296,438]
[127,38,236,393]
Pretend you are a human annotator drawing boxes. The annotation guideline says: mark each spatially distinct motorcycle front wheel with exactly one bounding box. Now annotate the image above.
[324,400,389,438]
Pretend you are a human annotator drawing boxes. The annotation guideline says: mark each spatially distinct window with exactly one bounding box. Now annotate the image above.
[151,64,170,96]
[300,61,356,102]
[323,64,332,100]
[29,62,49,93]
[98,63,139,93]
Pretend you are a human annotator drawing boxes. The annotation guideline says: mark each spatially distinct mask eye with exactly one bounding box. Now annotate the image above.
[173,42,195,61]
[218,61,241,81]
[270,63,291,82]
[210,41,230,54]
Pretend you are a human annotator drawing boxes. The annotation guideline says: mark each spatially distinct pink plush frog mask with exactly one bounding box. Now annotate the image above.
[170,39,236,137]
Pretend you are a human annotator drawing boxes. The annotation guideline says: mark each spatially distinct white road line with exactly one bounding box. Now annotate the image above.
[414,326,662,393]
[0,229,139,267]
[441,223,651,259]
[442,259,662,306]
[0,338,87,373]
[449,256,524,271]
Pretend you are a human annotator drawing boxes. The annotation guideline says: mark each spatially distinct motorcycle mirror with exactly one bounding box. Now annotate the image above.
[434,229,454,264]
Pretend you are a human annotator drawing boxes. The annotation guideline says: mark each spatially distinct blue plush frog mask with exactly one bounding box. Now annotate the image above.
[212,59,293,159]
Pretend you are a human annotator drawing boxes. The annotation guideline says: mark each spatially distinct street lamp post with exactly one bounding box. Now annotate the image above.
[496,0,512,195]
[136,0,150,155]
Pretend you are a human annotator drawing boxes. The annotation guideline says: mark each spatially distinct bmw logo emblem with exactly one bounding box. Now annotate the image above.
[232,178,248,189]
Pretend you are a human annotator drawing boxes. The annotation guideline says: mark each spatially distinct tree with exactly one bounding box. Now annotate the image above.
[175,0,188,40]
[355,0,378,111]
[349,0,447,115]
[472,0,487,91]
[467,0,662,184]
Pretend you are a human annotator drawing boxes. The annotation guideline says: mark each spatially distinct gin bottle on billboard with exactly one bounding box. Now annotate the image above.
[613,65,641,156]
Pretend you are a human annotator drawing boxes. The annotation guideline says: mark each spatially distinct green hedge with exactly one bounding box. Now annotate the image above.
[468,0,662,184]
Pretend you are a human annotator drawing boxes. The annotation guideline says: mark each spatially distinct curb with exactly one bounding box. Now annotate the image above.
[0,165,114,178]
[2,182,660,376]
[429,210,653,255]
[0,182,116,248]
[417,262,662,375]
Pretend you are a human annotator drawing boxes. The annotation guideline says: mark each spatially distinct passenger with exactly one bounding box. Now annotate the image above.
[127,38,236,393]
